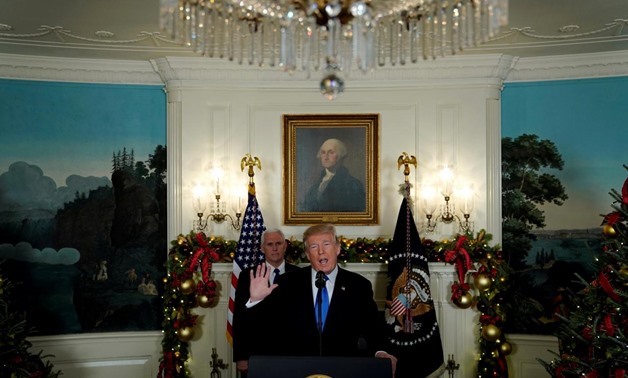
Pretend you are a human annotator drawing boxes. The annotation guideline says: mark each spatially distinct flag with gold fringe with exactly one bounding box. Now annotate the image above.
[385,182,445,378]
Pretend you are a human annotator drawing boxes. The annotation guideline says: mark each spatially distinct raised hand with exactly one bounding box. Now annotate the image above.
[249,264,278,302]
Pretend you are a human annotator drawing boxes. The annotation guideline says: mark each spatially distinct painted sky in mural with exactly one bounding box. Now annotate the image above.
[502,77,628,231]
[0,80,166,264]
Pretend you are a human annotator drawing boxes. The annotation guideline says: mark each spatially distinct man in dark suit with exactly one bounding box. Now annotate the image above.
[248,224,397,375]
[232,228,299,377]
[302,138,366,212]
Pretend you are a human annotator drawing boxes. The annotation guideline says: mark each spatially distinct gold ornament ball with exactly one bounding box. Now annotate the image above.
[603,224,617,238]
[180,278,196,295]
[481,324,502,342]
[499,341,512,356]
[176,326,195,342]
[453,291,474,309]
[197,294,214,308]
[474,273,493,291]
[619,265,628,279]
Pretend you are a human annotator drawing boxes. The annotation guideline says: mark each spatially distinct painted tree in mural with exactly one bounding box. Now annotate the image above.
[0,262,61,377]
[502,133,568,269]
[540,168,627,377]
[501,134,569,333]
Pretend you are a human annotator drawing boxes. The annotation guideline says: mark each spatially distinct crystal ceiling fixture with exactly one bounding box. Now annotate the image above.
[160,0,508,100]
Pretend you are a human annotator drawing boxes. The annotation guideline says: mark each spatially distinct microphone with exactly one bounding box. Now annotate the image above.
[315,270,326,289]
[315,270,326,356]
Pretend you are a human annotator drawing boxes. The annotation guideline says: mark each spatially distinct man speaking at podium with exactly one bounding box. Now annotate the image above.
[247,224,397,376]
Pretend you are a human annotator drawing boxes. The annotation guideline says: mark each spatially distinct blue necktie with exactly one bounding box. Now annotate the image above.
[272,268,280,284]
[315,275,329,331]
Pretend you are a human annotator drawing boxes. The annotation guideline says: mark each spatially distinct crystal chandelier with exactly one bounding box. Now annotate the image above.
[160,0,508,99]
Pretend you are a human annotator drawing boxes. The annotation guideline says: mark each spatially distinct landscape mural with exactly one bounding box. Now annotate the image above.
[0,79,167,335]
[501,77,628,334]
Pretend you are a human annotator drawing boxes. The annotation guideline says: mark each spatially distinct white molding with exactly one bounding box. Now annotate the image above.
[151,54,515,89]
[0,53,162,84]
[2,51,627,85]
[167,99,183,241]
[505,50,628,82]
[486,98,502,245]
[29,331,162,378]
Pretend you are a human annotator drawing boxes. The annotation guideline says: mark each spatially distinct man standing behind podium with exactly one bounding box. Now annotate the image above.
[232,229,299,377]
[249,224,397,375]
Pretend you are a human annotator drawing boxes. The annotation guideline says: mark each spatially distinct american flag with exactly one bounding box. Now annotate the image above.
[226,182,265,345]
[390,293,410,316]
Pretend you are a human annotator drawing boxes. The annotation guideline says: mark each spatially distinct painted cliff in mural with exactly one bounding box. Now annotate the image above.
[0,147,167,335]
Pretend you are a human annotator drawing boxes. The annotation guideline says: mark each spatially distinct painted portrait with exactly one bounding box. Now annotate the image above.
[283,114,379,225]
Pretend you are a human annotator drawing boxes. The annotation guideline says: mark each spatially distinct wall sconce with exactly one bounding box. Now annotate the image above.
[421,166,473,234]
[192,168,242,231]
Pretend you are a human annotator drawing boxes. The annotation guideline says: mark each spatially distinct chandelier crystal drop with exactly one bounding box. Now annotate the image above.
[160,0,508,99]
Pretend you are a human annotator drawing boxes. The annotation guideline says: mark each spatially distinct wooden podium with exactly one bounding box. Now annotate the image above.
[248,355,393,378]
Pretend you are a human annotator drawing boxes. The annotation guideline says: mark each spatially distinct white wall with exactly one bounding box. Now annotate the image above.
[156,54,512,245]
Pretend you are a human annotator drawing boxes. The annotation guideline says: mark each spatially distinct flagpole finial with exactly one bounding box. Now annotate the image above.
[240,154,262,183]
[397,152,417,182]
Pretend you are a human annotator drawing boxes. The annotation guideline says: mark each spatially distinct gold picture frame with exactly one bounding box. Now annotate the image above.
[283,114,379,225]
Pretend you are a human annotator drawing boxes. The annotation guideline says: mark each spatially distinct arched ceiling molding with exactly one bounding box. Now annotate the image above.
[150,54,516,90]
[0,53,162,84]
[0,51,627,86]
[505,50,628,82]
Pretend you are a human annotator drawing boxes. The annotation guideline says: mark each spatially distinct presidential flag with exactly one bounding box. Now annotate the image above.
[385,183,445,378]
[226,182,265,345]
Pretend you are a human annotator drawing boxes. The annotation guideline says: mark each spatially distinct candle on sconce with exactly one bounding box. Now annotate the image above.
[421,185,438,216]
[212,167,224,196]
[439,166,454,198]
[233,187,246,214]
[192,185,207,214]
[237,196,245,213]
[459,186,474,215]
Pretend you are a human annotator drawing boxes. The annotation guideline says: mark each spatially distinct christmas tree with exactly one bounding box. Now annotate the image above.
[540,168,628,377]
[0,261,61,378]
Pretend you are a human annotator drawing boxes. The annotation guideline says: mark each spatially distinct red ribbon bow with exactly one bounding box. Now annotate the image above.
[187,234,219,297]
[158,351,176,378]
[602,313,615,337]
[444,235,473,285]
[598,269,620,302]
[480,314,501,325]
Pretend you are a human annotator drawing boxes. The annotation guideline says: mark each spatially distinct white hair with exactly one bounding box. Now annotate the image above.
[261,228,286,245]
[316,138,347,160]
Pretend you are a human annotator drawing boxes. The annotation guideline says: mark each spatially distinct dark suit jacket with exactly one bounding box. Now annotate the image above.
[302,166,366,212]
[232,262,299,362]
[255,266,385,358]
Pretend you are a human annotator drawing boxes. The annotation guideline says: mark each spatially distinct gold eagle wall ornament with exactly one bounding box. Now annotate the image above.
[240,154,262,182]
[397,152,417,182]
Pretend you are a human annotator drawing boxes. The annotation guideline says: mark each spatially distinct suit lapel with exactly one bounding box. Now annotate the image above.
[325,268,349,329]
[299,268,317,330]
